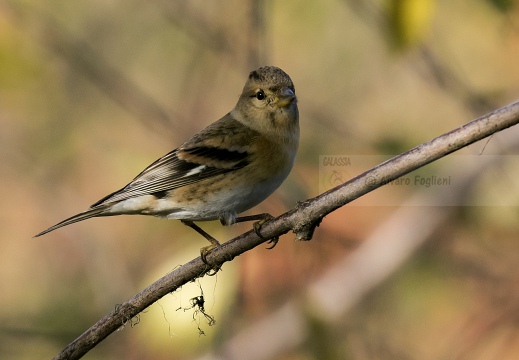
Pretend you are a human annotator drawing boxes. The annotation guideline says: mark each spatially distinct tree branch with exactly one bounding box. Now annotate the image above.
[54,100,519,359]
[194,132,519,360]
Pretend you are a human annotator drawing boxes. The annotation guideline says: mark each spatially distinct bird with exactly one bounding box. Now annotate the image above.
[35,66,299,261]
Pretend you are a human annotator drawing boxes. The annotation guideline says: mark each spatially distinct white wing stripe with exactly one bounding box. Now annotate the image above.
[182,165,207,178]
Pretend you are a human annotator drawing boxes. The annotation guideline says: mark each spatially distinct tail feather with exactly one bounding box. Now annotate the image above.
[34,206,109,237]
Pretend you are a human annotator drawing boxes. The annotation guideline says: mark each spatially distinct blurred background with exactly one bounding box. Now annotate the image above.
[2,0,519,359]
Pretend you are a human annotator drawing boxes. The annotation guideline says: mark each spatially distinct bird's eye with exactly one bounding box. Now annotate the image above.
[255,90,265,100]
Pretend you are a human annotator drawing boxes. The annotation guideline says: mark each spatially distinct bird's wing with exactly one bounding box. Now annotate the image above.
[91,117,257,207]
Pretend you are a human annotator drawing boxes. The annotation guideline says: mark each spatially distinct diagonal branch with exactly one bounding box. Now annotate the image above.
[54,100,519,360]
[194,134,519,360]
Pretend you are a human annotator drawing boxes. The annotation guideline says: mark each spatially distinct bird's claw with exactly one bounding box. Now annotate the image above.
[200,242,222,275]
[200,241,235,275]
[253,214,279,250]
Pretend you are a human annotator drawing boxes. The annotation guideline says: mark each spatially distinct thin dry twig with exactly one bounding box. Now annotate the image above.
[54,100,519,359]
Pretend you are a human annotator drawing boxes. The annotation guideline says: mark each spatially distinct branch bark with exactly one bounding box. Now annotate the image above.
[54,100,519,359]
[195,132,519,360]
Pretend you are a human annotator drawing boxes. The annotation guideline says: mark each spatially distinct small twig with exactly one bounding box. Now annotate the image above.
[54,100,519,359]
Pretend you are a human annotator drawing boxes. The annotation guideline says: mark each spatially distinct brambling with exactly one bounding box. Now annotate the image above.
[35,66,299,260]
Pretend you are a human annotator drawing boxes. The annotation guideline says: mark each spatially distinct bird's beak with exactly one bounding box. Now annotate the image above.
[276,88,296,108]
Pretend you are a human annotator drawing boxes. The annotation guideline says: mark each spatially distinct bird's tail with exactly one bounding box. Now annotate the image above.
[34,206,109,237]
